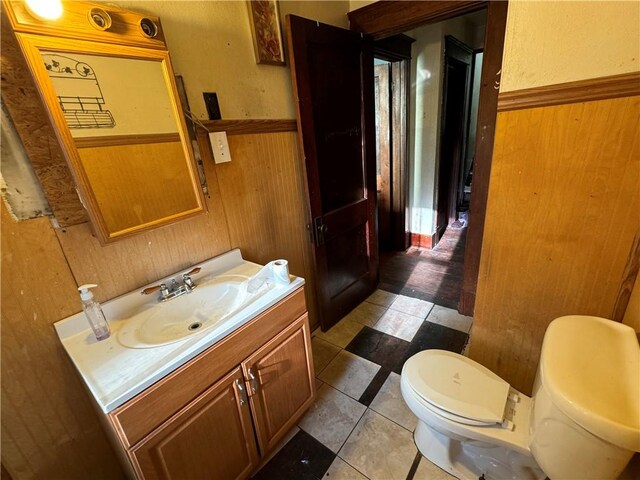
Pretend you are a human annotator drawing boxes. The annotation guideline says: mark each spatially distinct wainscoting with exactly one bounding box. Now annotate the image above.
[470,81,640,394]
[1,126,314,478]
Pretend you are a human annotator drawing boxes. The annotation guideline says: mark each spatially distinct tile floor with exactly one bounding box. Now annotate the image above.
[252,289,473,480]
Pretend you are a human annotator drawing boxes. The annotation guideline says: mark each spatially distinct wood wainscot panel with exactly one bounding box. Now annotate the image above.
[470,95,640,395]
[196,126,319,330]
[0,204,123,479]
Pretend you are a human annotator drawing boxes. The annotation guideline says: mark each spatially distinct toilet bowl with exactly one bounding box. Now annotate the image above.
[400,316,640,480]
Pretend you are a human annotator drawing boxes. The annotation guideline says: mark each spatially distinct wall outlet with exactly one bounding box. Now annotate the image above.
[209,131,232,164]
[203,92,221,120]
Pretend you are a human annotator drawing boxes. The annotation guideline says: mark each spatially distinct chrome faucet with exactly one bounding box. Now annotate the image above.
[141,267,201,302]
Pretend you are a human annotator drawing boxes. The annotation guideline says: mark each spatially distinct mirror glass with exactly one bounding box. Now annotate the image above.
[14,29,205,243]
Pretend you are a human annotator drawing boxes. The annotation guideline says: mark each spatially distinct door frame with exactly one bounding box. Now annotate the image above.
[372,34,414,251]
[348,0,508,315]
[434,35,474,245]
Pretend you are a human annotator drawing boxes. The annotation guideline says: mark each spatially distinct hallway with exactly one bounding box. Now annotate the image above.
[379,226,466,310]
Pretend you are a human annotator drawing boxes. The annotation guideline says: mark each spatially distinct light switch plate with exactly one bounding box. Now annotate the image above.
[209,131,232,164]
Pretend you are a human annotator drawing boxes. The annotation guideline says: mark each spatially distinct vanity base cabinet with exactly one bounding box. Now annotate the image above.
[243,314,315,454]
[107,287,314,480]
[131,368,259,480]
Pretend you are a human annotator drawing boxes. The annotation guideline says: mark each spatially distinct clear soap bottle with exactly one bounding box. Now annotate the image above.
[78,284,110,341]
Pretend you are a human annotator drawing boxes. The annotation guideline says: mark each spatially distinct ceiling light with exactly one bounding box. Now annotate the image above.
[25,0,63,21]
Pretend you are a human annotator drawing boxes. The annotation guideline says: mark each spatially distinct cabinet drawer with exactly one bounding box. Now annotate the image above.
[109,287,306,448]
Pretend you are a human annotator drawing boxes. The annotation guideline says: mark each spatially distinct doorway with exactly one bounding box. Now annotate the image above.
[377,11,487,310]
[287,2,507,329]
[372,35,413,253]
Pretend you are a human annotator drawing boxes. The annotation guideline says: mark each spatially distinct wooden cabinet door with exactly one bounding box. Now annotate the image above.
[131,367,259,480]
[243,314,315,454]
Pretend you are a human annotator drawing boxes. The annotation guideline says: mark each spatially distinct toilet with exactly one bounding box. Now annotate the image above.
[400,315,640,480]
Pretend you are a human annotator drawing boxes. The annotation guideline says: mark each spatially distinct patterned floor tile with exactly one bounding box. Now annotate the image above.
[298,383,366,453]
[427,305,473,334]
[315,319,365,348]
[366,289,398,308]
[369,372,417,431]
[257,426,300,467]
[339,409,417,480]
[323,457,369,479]
[388,295,434,318]
[312,336,342,375]
[357,368,391,406]
[318,350,381,400]
[344,302,387,327]
[345,327,410,374]
[251,429,335,480]
[403,321,469,363]
[373,309,424,342]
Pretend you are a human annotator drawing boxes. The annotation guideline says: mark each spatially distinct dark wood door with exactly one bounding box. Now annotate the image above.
[287,15,378,330]
[435,36,473,245]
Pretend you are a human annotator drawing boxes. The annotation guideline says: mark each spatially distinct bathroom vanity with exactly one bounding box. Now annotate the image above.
[55,250,315,479]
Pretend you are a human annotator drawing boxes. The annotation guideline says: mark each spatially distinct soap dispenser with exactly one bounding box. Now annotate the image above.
[78,284,110,341]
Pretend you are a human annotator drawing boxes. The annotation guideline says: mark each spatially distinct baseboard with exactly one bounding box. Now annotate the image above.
[410,232,435,249]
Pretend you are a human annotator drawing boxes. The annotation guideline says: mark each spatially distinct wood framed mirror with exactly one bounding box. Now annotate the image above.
[5,1,206,244]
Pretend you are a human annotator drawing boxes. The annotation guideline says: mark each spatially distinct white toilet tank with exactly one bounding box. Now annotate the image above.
[529,316,640,479]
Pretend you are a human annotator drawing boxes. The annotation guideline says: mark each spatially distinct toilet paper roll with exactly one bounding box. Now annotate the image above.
[272,259,291,286]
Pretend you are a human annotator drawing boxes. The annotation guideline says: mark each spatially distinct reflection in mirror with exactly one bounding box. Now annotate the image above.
[38,50,201,235]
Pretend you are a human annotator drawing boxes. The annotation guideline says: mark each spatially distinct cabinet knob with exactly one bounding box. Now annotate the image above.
[234,378,248,406]
[247,367,259,395]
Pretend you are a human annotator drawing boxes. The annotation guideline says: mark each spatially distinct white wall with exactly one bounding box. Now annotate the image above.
[408,16,482,237]
[116,1,350,119]
[500,1,640,92]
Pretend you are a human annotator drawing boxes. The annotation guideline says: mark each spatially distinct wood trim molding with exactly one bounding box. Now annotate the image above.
[74,133,181,148]
[613,231,640,323]
[460,0,508,316]
[410,232,434,250]
[200,119,297,135]
[497,72,640,112]
[348,1,488,39]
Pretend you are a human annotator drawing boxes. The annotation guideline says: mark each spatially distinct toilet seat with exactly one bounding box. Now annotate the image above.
[403,350,510,425]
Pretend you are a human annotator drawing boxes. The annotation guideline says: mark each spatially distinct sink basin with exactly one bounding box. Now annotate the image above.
[118,274,269,348]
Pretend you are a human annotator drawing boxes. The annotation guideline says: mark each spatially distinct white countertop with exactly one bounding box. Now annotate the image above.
[54,249,304,413]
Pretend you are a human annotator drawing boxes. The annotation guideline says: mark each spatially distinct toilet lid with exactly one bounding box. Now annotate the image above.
[403,350,510,424]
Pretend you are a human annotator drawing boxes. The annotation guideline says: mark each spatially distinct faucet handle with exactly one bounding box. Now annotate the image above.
[141,283,166,296]
[184,267,201,277]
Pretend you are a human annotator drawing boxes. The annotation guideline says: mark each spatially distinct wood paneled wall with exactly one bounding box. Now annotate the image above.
[469,95,640,394]
[1,129,313,479]
[216,133,318,325]
[0,204,124,479]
